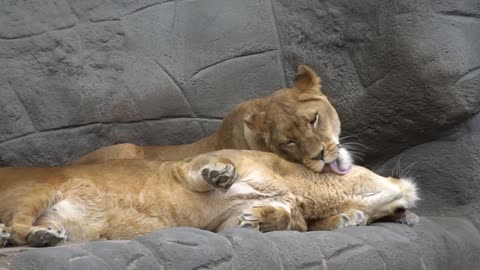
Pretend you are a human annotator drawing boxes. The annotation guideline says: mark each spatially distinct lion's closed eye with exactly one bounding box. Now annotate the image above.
[309,113,319,129]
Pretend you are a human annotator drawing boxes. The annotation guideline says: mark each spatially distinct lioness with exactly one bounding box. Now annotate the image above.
[74,65,352,174]
[0,149,418,247]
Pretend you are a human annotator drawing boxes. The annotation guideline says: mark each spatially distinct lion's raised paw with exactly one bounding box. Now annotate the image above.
[201,163,237,189]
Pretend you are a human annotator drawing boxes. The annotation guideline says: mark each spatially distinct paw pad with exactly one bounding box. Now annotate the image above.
[201,163,237,189]
[27,226,66,247]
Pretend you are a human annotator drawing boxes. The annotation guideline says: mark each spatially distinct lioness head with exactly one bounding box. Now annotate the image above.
[244,65,352,173]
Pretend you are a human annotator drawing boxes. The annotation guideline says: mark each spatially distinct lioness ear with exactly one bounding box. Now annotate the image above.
[244,112,266,134]
[294,65,322,94]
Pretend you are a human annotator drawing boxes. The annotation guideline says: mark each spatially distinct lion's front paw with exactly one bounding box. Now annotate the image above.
[201,163,237,189]
[238,205,291,232]
[27,225,67,247]
[0,224,10,247]
[338,209,368,229]
[239,208,262,231]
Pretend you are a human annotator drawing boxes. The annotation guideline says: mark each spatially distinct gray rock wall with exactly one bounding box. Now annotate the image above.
[0,0,285,166]
[1,0,479,269]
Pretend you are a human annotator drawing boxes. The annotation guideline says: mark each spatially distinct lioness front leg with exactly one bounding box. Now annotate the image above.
[308,209,368,231]
[174,154,238,192]
[0,224,10,247]
[239,205,307,232]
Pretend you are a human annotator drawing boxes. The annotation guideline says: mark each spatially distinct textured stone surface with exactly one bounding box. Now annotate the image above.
[134,228,234,270]
[0,0,284,166]
[374,112,480,216]
[1,0,480,269]
[273,0,480,162]
[220,229,283,270]
[3,218,480,270]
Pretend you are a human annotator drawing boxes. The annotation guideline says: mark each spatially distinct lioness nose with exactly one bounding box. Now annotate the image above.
[312,149,324,161]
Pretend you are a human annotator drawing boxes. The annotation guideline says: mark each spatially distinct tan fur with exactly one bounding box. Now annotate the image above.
[74,65,350,172]
[0,150,418,247]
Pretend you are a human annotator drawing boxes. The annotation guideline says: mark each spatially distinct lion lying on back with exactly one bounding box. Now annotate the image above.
[74,65,352,174]
[0,150,418,247]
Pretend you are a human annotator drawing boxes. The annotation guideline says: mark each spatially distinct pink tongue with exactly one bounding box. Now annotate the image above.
[322,160,352,175]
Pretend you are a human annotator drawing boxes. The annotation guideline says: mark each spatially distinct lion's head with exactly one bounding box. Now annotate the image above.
[244,65,352,173]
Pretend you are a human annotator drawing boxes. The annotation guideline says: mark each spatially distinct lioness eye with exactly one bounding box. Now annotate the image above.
[309,113,319,129]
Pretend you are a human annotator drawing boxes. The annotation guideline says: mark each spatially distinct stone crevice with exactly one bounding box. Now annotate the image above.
[188,49,278,80]
[126,253,144,270]
[68,255,90,262]
[455,65,480,84]
[364,71,390,90]
[154,60,195,116]
[166,240,199,247]
[0,22,77,40]
[324,243,365,260]
[7,80,38,132]
[0,116,222,145]
[268,0,288,87]
[191,254,233,270]
[297,261,324,270]
[122,0,175,18]
[0,18,125,41]
[436,10,480,19]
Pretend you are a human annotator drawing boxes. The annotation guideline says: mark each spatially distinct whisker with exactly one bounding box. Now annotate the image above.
[401,162,417,178]
[391,157,401,178]
[341,145,365,154]
[342,150,365,159]
[341,142,369,149]
[340,135,359,141]
[351,156,365,162]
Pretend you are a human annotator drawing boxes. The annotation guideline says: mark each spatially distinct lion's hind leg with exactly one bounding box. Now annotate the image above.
[308,209,368,231]
[7,179,106,247]
[26,224,66,247]
[5,186,59,246]
[7,192,68,247]
[238,204,307,232]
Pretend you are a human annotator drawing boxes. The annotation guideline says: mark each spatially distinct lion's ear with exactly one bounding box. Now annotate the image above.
[244,112,266,134]
[294,65,322,94]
